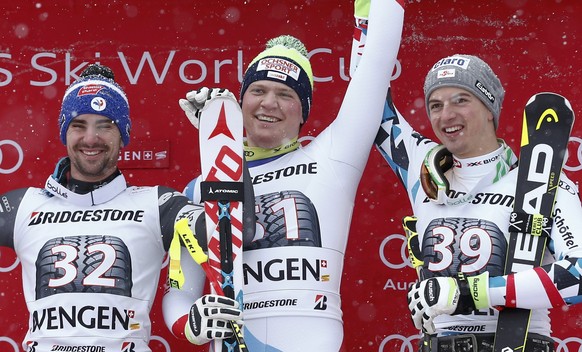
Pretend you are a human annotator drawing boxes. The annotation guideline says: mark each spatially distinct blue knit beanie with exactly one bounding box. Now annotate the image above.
[58,64,131,146]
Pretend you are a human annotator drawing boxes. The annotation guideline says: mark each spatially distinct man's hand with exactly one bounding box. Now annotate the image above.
[179,87,236,129]
[406,273,489,334]
[407,277,460,334]
[185,294,243,345]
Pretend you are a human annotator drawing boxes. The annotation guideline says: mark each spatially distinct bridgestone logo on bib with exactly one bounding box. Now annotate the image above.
[50,345,105,352]
[50,346,106,352]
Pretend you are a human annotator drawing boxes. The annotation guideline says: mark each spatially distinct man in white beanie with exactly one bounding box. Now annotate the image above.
[162,0,405,351]
[0,64,206,352]
[370,52,582,351]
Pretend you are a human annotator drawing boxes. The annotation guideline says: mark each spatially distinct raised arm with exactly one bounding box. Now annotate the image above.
[350,0,438,202]
[326,0,405,171]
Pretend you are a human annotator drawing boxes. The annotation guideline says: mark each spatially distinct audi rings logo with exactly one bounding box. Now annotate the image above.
[555,336,582,352]
[298,135,315,146]
[379,333,421,352]
[0,337,19,352]
[564,136,582,172]
[0,248,20,273]
[0,140,24,174]
[379,233,411,269]
[149,335,171,352]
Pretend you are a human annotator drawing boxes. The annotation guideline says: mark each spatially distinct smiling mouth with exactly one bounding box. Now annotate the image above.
[444,125,463,133]
[257,115,279,123]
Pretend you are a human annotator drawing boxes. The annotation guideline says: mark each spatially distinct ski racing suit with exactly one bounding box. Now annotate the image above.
[375,99,582,339]
[0,158,202,352]
[162,1,405,351]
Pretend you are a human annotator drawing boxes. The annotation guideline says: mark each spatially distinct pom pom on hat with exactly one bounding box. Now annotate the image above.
[267,35,309,57]
[240,35,313,123]
[58,64,131,146]
[424,54,504,129]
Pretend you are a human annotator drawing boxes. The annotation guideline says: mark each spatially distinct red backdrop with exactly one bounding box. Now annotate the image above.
[1,1,581,351]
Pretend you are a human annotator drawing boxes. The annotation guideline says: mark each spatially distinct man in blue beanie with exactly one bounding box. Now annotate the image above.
[56,64,131,184]
[0,64,211,352]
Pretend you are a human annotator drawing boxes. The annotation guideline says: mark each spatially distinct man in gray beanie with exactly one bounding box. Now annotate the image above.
[372,51,582,351]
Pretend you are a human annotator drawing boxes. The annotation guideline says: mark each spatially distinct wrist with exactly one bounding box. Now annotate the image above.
[185,322,208,345]
[466,272,490,310]
[185,304,209,345]
[452,273,476,315]
[452,272,491,314]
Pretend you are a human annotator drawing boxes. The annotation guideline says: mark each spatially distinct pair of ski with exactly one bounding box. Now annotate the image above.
[198,97,251,352]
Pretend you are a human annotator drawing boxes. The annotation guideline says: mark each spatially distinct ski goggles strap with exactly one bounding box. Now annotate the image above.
[420,144,453,204]
[420,139,518,206]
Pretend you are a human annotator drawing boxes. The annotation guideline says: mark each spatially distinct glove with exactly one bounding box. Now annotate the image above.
[179,87,236,129]
[407,273,489,334]
[185,294,243,345]
[354,0,370,20]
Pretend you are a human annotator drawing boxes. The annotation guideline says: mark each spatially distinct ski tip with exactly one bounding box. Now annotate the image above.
[533,91,565,97]
[527,92,574,118]
[527,91,562,101]
[559,94,574,113]
[528,92,569,104]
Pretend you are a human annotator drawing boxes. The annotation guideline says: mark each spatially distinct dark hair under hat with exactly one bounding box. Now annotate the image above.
[58,64,131,146]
